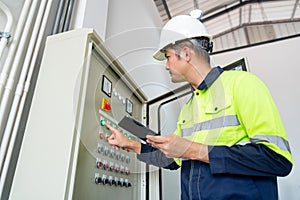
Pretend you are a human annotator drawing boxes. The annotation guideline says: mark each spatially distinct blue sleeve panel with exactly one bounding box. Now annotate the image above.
[137,143,180,170]
[208,143,292,177]
[137,142,292,177]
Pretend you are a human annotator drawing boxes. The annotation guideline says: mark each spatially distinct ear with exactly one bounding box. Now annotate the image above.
[181,47,191,62]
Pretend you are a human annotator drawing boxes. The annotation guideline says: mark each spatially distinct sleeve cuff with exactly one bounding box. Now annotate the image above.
[208,146,227,174]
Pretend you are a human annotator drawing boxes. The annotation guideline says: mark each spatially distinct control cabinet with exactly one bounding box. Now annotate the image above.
[72,49,145,200]
[9,29,147,200]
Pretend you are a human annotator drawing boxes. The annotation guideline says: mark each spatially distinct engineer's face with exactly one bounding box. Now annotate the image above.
[164,49,187,83]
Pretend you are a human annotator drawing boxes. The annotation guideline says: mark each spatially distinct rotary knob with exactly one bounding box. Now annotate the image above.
[94,176,102,184]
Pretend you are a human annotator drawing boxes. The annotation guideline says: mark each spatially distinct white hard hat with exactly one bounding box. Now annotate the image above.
[153,15,212,61]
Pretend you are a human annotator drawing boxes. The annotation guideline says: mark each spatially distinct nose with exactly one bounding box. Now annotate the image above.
[165,62,170,70]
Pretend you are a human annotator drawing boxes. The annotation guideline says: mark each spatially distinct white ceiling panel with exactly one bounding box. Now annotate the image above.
[153,0,300,52]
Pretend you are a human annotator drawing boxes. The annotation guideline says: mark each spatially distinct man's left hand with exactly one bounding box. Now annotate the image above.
[146,134,193,158]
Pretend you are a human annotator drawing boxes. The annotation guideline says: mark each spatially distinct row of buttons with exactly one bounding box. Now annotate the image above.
[94,173,131,187]
[100,119,134,142]
[97,143,130,163]
[96,159,130,175]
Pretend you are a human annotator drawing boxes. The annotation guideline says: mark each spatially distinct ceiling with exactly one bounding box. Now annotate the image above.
[153,0,300,52]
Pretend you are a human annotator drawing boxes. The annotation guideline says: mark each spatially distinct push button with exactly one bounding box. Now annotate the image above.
[115,164,120,173]
[104,146,110,156]
[99,132,105,140]
[102,174,108,185]
[119,178,124,187]
[101,98,111,112]
[108,176,115,185]
[110,149,116,158]
[100,119,105,126]
[97,144,103,153]
[124,179,131,187]
[96,159,103,169]
[94,173,101,184]
[103,160,109,170]
[125,167,130,175]
[125,156,130,164]
[120,165,125,174]
[114,177,119,186]
[109,162,115,171]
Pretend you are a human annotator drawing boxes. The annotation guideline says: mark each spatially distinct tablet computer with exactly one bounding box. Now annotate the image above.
[118,116,157,141]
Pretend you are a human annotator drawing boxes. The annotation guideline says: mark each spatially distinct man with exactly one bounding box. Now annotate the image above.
[106,15,293,200]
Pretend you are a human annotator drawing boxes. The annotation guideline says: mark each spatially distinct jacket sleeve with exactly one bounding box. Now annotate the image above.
[208,143,292,177]
[136,143,180,170]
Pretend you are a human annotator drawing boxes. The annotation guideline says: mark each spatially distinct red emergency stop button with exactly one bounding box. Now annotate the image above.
[104,103,111,110]
[101,98,111,111]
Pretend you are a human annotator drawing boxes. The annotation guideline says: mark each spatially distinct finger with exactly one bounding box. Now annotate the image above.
[146,139,155,146]
[146,138,157,146]
[107,134,115,140]
[107,139,118,147]
[146,135,165,144]
[114,145,120,151]
[105,122,113,130]
[146,140,161,150]
[146,139,153,145]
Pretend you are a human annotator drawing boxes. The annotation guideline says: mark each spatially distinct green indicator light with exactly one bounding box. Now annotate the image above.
[128,135,132,140]
[123,133,127,137]
[100,120,105,126]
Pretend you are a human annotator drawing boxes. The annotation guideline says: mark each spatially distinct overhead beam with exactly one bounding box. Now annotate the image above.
[291,0,300,19]
[213,18,300,38]
[161,0,172,19]
[202,0,279,22]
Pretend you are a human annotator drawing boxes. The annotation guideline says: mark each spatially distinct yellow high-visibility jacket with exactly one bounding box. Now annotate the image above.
[174,69,292,166]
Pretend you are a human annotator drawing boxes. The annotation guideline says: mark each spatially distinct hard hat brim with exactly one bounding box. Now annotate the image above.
[153,49,166,61]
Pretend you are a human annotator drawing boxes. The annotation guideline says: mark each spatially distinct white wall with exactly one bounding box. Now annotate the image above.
[71,0,109,39]
[211,37,300,200]
[71,0,179,100]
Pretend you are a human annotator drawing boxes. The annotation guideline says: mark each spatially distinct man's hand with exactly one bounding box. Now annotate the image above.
[146,134,192,158]
[105,123,128,150]
[105,123,141,154]
[146,134,209,163]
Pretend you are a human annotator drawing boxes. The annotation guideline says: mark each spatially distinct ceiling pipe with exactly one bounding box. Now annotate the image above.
[52,0,67,34]
[62,0,75,32]
[202,0,278,22]
[0,2,14,62]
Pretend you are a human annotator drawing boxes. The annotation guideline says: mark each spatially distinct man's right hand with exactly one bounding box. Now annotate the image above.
[105,123,141,154]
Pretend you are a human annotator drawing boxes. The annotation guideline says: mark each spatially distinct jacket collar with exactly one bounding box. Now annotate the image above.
[197,66,224,90]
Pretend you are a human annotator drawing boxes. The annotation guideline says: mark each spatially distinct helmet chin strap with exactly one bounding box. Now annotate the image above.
[194,38,213,53]
[207,41,213,53]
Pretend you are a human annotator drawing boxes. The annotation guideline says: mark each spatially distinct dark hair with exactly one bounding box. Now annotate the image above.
[165,37,212,64]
